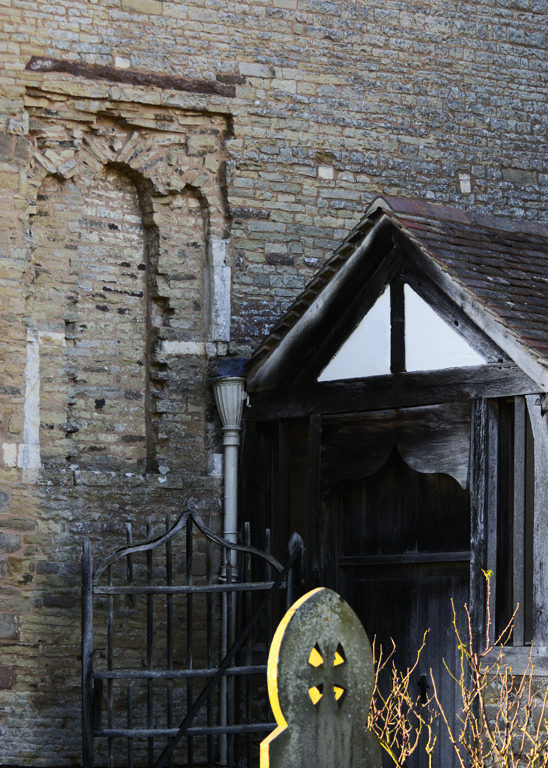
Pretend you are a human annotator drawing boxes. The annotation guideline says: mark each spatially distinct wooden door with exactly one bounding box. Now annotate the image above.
[328,449,470,768]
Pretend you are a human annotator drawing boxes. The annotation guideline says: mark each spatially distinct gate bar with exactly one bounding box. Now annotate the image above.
[153,532,304,768]
[82,538,94,768]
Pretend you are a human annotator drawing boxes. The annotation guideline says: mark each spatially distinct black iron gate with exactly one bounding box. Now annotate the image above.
[82,511,303,768]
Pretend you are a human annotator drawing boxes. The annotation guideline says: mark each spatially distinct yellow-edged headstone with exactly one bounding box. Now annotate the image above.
[260,587,381,768]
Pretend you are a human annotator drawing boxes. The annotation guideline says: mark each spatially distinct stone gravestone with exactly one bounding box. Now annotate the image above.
[260,587,381,768]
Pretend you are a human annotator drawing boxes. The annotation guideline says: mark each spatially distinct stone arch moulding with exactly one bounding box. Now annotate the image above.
[18,89,232,474]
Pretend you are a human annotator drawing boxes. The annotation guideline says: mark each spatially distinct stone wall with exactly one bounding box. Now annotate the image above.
[0,0,547,764]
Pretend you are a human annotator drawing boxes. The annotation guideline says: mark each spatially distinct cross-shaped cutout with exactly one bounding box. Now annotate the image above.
[307,642,347,707]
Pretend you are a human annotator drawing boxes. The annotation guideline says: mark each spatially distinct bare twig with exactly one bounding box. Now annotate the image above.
[429,572,548,768]
[368,632,436,768]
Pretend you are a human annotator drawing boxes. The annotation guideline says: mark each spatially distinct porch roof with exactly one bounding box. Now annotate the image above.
[246,195,548,392]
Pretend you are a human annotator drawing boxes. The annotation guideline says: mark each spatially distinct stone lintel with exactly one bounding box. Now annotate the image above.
[25,57,237,99]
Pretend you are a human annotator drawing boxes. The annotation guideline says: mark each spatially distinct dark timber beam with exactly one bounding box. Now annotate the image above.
[246,365,541,421]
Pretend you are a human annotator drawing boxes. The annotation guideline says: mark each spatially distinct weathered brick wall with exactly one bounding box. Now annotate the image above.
[1,83,229,763]
[0,0,547,764]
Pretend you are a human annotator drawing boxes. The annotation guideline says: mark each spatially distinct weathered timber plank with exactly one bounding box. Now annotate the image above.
[338,551,470,565]
[307,414,322,589]
[470,399,489,647]
[277,420,291,559]
[245,365,540,421]
[485,400,499,645]
[525,395,548,646]
[290,246,402,388]
[247,219,396,390]
[390,276,405,373]
[513,397,526,646]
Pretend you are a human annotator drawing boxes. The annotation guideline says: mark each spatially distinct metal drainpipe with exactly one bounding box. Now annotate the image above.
[212,376,246,765]
[213,376,246,554]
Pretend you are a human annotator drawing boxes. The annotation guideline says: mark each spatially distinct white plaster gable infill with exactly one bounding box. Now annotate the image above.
[318,283,486,382]
[318,287,391,380]
[404,285,485,371]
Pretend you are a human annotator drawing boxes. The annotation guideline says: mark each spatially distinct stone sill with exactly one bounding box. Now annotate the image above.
[485,645,548,677]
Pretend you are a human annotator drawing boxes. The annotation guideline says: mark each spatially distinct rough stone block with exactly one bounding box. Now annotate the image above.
[0,533,21,553]
[0,613,18,641]
[0,665,13,689]
[42,594,78,610]
[239,62,274,78]
[121,0,163,13]
[502,168,538,186]
[163,3,188,19]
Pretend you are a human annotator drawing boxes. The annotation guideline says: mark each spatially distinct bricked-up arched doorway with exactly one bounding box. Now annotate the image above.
[8,87,233,766]
[242,196,548,768]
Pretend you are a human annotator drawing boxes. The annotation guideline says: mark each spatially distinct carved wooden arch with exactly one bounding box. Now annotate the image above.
[320,402,472,496]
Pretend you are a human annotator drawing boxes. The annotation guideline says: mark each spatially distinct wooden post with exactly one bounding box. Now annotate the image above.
[470,399,489,647]
[485,400,499,644]
[512,397,526,647]
[525,395,548,647]
[307,414,322,588]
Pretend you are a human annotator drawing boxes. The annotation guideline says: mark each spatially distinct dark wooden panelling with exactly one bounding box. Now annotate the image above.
[329,457,470,768]
[330,452,470,561]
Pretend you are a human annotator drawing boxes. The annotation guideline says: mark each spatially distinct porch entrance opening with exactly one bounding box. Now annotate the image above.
[328,449,470,768]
